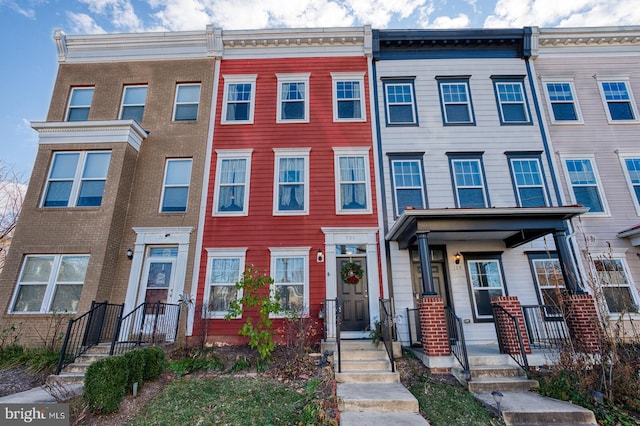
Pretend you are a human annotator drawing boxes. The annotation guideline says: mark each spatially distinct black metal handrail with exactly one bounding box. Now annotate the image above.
[110,302,181,356]
[406,307,422,348]
[521,305,569,349]
[321,298,341,373]
[55,301,124,374]
[492,304,530,374]
[379,299,396,373]
[445,307,470,380]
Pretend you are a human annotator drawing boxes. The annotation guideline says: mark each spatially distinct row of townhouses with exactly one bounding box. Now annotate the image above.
[2,24,640,371]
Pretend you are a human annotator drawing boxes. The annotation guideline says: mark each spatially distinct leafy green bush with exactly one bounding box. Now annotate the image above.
[0,345,25,368]
[140,347,166,381]
[0,345,58,374]
[123,349,145,393]
[84,356,129,414]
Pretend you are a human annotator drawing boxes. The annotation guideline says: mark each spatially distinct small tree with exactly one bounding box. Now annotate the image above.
[0,160,25,271]
[225,266,283,361]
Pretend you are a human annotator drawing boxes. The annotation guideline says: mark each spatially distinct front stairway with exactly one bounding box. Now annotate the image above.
[47,343,112,387]
[330,340,428,425]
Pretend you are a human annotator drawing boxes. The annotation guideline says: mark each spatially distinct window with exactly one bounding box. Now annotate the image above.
[465,255,506,320]
[205,248,246,317]
[621,157,640,212]
[507,155,548,207]
[273,148,310,215]
[448,155,489,208]
[160,159,192,213]
[173,83,201,121]
[543,81,581,122]
[42,151,111,208]
[11,255,89,313]
[222,75,256,124]
[213,150,252,216]
[277,73,310,123]
[592,258,638,314]
[334,148,372,214]
[331,72,365,122]
[390,157,426,215]
[383,80,417,125]
[528,254,565,317]
[597,76,638,122]
[270,248,309,314]
[492,78,531,124]
[563,158,607,214]
[120,85,147,122]
[66,87,94,121]
[437,78,474,124]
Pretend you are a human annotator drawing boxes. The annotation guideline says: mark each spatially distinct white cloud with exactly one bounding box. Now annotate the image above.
[429,13,471,29]
[78,0,144,31]
[484,0,640,28]
[67,12,107,34]
[0,0,35,18]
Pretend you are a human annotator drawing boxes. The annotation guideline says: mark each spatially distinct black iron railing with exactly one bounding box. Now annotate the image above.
[521,305,569,349]
[56,301,124,374]
[492,304,530,374]
[321,298,341,373]
[406,307,422,348]
[110,302,181,356]
[379,299,396,373]
[445,307,470,380]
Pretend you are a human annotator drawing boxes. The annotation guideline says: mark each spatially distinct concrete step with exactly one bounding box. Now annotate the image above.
[468,377,539,393]
[468,354,513,367]
[340,349,389,361]
[336,370,400,383]
[47,372,85,386]
[340,359,391,371]
[85,344,113,355]
[63,362,92,374]
[75,353,110,363]
[340,411,429,425]
[469,365,525,379]
[338,382,419,413]
[337,340,381,351]
[474,391,597,425]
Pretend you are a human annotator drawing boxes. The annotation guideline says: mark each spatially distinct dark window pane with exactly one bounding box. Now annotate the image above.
[77,181,105,206]
[67,108,90,121]
[175,104,198,121]
[44,181,73,207]
[519,187,546,207]
[397,189,423,213]
[503,104,527,122]
[389,105,414,123]
[121,105,144,122]
[162,187,188,212]
[604,287,636,313]
[458,188,485,208]
[282,101,304,120]
[227,103,249,121]
[338,100,361,119]
[445,104,470,123]
[551,103,577,121]
[608,102,634,120]
[573,187,603,212]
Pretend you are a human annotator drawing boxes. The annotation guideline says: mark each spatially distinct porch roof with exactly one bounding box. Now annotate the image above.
[617,223,640,246]
[386,206,588,249]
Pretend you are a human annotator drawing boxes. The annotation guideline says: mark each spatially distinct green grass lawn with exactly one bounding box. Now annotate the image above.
[126,376,327,426]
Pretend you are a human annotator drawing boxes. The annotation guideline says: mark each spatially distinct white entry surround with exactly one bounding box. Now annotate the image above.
[123,227,194,315]
[321,227,380,338]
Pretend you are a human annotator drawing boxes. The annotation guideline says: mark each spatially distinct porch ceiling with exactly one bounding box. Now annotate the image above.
[386,206,588,250]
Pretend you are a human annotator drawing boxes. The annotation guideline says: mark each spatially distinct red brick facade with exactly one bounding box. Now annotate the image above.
[563,293,603,353]
[491,296,531,355]
[419,296,451,357]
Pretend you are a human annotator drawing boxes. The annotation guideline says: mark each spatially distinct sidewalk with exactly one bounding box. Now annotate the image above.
[0,384,83,404]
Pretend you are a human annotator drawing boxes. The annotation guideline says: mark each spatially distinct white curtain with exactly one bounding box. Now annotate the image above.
[340,157,366,208]
[279,158,304,209]
[219,159,246,211]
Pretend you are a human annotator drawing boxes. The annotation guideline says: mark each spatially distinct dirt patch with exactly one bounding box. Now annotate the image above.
[0,367,48,397]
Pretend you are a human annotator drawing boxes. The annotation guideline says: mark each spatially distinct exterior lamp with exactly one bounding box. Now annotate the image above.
[126,248,133,260]
[491,391,503,417]
[454,253,462,264]
[316,249,324,263]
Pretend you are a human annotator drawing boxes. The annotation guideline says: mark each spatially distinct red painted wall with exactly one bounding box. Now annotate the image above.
[195,56,379,340]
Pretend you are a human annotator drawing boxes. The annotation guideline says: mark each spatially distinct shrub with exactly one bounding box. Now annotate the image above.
[123,349,145,393]
[141,347,166,381]
[84,356,129,414]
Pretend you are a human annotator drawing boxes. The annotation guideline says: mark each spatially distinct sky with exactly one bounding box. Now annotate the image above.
[0,0,638,182]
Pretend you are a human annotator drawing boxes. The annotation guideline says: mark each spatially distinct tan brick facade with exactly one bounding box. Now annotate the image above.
[0,58,214,346]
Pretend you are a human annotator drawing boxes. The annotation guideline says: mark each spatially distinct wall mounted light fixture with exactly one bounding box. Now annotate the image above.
[126,248,133,260]
[454,253,462,265]
[316,249,324,263]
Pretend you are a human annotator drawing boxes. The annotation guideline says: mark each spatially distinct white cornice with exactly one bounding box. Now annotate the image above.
[31,120,148,151]
[532,26,640,57]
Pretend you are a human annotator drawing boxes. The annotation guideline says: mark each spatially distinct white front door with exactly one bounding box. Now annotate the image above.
[138,246,178,306]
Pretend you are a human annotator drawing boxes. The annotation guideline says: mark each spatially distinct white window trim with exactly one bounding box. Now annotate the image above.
[439,80,473,124]
[509,157,549,207]
[159,158,193,213]
[331,72,366,123]
[41,151,111,208]
[212,149,253,217]
[221,74,257,125]
[66,87,94,121]
[276,73,310,124]
[391,158,426,216]
[595,74,640,124]
[204,248,247,319]
[495,81,530,124]
[467,258,506,320]
[451,158,488,208]
[269,247,310,317]
[9,254,89,314]
[617,151,640,216]
[560,154,610,217]
[173,83,201,121]
[540,77,583,125]
[119,85,147,121]
[589,255,640,317]
[333,147,373,215]
[384,81,417,125]
[272,148,311,216]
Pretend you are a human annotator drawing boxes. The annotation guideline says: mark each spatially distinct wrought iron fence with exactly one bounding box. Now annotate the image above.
[492,304,530,374]
[445,307,470,380]
[521,305,569,349]
[379,299,396,372]
[321,298,341,373]
[406,307,422,348]
[56,301,124,374]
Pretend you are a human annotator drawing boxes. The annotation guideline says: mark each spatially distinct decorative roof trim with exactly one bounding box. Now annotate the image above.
[31,120,148,152]
[532,26,640,56]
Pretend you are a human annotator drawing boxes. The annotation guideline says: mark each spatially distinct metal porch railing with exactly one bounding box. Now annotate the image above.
[521,305,569,349]
[406,307,422,348]
[492,304,530,374]
[445,307,470,380]
[379,298,396,372]
[321,298,341,373]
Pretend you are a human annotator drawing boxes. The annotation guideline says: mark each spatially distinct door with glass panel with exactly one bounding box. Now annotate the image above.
[137,247,178,339]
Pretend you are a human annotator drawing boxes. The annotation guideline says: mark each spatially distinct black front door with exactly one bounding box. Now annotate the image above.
[338,257,369,331]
